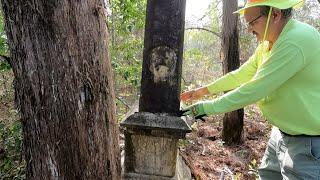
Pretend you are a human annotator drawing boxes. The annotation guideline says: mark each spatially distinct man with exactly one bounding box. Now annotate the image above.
[181,0,320,179]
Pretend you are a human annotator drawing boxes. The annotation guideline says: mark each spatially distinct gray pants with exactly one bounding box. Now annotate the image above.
[258,127,320,180]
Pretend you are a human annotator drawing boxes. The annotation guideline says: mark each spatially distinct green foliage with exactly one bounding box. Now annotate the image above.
[110,37,143,88]
[109,0,146,34]
[0,69,24,180]
[206,0,221,33]
[0,120,25,179]
[0,9,10,72]
[0,10,8,56]
[108,0,147,121]
[0,40,23,180]
[108,0,146,91]
[0,61,11,71]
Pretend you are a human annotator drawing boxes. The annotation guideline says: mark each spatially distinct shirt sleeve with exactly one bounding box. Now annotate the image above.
[202,42,306,115]
[206,49,258,94]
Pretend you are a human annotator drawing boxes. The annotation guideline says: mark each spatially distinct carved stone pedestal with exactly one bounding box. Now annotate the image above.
[121,112,191,180]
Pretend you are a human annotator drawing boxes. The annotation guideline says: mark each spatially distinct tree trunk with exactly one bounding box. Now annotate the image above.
[221,0,244,145]
[1,1,121,179]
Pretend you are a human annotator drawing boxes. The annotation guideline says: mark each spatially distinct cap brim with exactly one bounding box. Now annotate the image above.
[233,7,246,15]
[233,0,304,15]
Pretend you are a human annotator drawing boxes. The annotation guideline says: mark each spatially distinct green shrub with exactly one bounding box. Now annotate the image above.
[0,121,25,179]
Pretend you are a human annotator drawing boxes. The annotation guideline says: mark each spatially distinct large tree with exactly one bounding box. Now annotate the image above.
[221,0,244,145]
[1,0,120,179]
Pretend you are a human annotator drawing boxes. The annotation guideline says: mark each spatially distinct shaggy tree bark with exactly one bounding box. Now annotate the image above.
[1,0,120,179]
[221,0,244,145]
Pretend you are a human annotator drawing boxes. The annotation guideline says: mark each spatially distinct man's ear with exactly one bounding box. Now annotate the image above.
[272,9,282,22]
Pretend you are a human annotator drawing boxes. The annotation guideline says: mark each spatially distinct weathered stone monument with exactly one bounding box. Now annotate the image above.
[121,0,191,179]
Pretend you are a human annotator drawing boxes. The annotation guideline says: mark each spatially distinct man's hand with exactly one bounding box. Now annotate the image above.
[180,87,209,102]
[181,102,206,117]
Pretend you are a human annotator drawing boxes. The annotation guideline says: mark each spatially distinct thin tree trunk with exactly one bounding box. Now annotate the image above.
[1,0,120,179]
[221,0,244,145]
[108,0,116,46]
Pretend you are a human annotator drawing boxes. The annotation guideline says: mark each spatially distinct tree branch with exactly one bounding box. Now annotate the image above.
[185,27,221,38]
[116,96,130,109]
[0,55,10,64]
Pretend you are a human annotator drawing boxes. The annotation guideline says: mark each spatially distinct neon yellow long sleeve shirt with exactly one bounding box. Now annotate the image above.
[202,19,320,135]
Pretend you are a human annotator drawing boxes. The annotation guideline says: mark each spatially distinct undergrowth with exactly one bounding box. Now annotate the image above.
[0,67,25,179]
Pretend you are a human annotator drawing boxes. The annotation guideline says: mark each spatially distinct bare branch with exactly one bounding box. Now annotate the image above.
[185,27,221,38]
[116,96,130,109]
[181,76,186,84]
[0,55,10,63]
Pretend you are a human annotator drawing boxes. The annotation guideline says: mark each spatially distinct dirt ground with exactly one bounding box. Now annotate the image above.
[180,105,271,180]
[119,105,272,180]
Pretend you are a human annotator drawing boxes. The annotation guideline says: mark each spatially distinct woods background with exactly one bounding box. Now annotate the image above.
[0,0,319,179]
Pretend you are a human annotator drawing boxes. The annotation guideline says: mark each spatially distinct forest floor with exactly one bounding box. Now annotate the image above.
[0,71,15,124]
[179,106,272,180]
[119,104,272,180]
